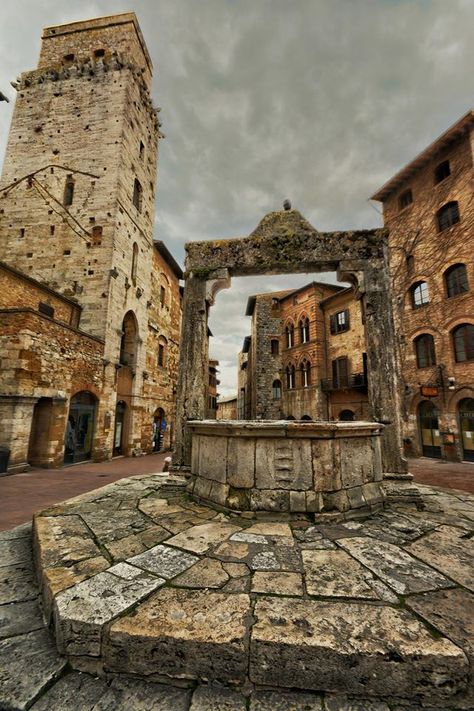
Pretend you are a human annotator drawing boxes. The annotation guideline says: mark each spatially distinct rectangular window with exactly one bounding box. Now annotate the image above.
[271,339,279,355]
[158,344,164,366]
[330,309,350,334]
[160,286,166,307]
[38,302,55,318]
[332,357,349,388]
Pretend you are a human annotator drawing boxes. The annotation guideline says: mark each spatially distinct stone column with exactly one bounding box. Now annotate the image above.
[361,261,407,474]
[173,276,210,469]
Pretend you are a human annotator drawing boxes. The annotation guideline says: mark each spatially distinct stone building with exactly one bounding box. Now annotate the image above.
[206,359,219,418]
[0,14,182,472]
[238,281,369,421]
[372,110,474,462]
[216,394,237,419]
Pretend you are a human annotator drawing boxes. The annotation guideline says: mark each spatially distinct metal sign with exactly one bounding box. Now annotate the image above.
[420,385,439,398]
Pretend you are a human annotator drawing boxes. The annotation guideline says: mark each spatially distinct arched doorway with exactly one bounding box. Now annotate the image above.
[153,408,166,451]
[418,401,441,459]
[458,398,474,462]
[339,409,355,422]
[64,391,97,464]
[113,401,127,456]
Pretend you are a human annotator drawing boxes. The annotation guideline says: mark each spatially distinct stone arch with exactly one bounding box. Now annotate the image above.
[120,310,139,368]
[447,386,474,413]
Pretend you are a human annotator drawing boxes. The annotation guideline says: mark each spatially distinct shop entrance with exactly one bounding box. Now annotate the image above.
[459,398,474,462]
[418,400,441,459]
[64,391,96,464]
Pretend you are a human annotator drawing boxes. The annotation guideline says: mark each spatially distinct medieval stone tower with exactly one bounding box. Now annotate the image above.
[0,13,160,349]
[0,14,182,470]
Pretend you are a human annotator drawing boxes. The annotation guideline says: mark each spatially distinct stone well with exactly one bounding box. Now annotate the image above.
[187,420,385,516]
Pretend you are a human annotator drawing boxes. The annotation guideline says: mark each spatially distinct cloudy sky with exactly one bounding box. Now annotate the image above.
[1,0,473,395]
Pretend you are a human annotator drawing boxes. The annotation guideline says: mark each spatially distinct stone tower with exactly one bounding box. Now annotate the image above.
[0,13,160,350]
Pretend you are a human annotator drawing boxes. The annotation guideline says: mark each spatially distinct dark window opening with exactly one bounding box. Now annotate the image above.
[272,379,282,400]
[414,334,436,368]
[92,226,103,246]
[63,53,75,62]
[139,141,145,159]
[406,255,415,273]
[19,228,25,238]
[132,178,143,212]
[445,263,469,298]
[330,309,350,334]
[437,201,460,231]
[398,189,413,210]
[453,324,474,363]
[339,409,355,422]
[160,285,166,307]
[131,242,138,285]
[63,176,75,207]
[271,338,279,355]
[94,48,105,58]
[434,160,450,184]
[38,302,54,318]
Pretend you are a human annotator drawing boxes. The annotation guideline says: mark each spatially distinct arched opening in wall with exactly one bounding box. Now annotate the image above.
[113,400,127,456]
[131,242,139,286]
[458,398,474,462]
[120,311,138,367]
[418,400,441,459]
[339,409,355,422]
[153,407,167,451]
[207,270,367,424]
[28,398,54,467]
[286,414,296,420]
[301,414,312,421]
[64,391,97,464]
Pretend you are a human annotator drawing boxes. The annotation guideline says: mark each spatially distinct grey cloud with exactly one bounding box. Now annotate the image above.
[1,0,473,393]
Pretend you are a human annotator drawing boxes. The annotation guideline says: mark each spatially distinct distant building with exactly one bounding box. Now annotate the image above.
[207,359,220,418]
[216,395,238,420]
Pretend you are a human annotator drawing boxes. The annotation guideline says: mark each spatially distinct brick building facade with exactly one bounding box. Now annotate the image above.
[372,110,474,462]
[0,14,182,472]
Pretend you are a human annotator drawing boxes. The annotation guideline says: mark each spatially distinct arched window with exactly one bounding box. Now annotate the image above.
[302,359,311,387]
[285,323,294,349]
[339,409,355,422]
[452,324,474,363]
[410,281,429,308]
[119,311,138,367]
[132,178,143,212]
[131,242,139,285]
[437,201,460,231]
[414,334,436,368]
[299,317,310,343]
[445,264,468,298]
[272,379,282,400]
[63,175,75,206]
[158,335,168,367]
[286,364,295,390]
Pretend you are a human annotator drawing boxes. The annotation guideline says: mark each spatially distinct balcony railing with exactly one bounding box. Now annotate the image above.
[320,372,367,392]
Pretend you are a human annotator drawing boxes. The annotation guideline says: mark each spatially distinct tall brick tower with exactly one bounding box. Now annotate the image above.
[0,13,160,346]
[0,14,182,471]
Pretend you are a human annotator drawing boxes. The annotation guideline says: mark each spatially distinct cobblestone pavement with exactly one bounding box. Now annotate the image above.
[1,474,473,710]
[0,452,168,531]
[409,457,474,495]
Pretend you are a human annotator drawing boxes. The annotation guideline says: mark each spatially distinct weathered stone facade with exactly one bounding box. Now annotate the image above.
[372,110,474,462]
[0,14,182,471]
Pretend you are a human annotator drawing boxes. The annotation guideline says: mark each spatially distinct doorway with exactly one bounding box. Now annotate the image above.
[459,398,474,462]
[153,408,166,451]
[113,401,127,456]
[28,398,54,466]
[64,391,97,464]
[418,400,441,458]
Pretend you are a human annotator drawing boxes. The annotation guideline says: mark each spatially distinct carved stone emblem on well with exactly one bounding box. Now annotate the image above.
[173,207,407,518]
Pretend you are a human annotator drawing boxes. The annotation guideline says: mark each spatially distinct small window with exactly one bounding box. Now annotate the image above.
[132,178,143,212]
[38,302,55,318]
[158,338,167,367]
[330,309,350,334]
[63,53,75,62]
[434,160,450,184]
[131,242,139,285]
[299,317,310,343]
[19,228,25,238]
[414,334,436,368]
[410,281,430,308]
[272,379,282,400]
[452,324,474,363]
[63,175,75,206]
[285,323,294,348]
[271,339,279,355]
[94,49,105,58]
[92,225,103,246]
[437,201,460,231]
[139,141,145,159]
[160,286,166,307]
[445,264,468,298]
[406,255,415,273]
[286,365,295,390]
[398,189,413,210]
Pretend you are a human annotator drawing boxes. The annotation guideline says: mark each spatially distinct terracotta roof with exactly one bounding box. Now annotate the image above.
[371,110,474,202]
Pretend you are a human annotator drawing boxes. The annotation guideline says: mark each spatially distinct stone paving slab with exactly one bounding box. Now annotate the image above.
[54,562,165,656]
[91,676,191,711]
[189,684,247,710]
[0,563,38,604]
[249,689,323,710]
[250,597,468,702]
[127,543,198,577]
[29,671,109,710]
[405,525,474,592]
[0,598,44,640]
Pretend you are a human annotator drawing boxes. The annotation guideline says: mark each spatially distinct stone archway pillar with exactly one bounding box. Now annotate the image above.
[173,269,231,469]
